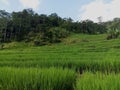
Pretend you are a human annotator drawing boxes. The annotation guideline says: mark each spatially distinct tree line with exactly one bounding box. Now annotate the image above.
[0,9,108,45]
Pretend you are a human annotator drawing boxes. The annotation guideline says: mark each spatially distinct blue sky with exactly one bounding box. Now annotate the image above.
[0,0,119,22]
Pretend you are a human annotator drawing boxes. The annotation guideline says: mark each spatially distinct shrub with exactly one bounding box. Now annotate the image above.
[107,29,120,40]
[45,27,69,43]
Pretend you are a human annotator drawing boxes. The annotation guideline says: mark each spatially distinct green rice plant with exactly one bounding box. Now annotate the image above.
[75,72,120,90]
[0,67,76,90]
[0,34,120,72]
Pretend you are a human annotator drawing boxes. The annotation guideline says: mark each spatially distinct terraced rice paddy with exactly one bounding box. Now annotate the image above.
[0,34,120,90]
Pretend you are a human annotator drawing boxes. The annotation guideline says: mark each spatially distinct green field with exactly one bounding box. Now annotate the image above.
[0,67,75,90]
[76,72,120,90]
[0,34,120,90]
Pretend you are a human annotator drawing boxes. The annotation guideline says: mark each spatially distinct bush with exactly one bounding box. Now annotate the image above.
[25,27,70,46]
[107,29,120,40]
[45,27,69,43]
[33,35,47,46]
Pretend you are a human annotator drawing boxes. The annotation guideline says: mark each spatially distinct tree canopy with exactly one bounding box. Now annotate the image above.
[0,9,116,45]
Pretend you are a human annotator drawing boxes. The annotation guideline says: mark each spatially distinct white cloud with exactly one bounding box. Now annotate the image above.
[19,0,41,10]
[1,0,9,5]
[79,0,120,22]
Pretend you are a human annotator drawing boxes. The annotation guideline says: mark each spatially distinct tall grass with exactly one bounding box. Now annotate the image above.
[75,72,120,90]
[0,67,76,90]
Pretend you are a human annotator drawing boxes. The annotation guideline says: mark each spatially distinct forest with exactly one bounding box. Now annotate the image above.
[0,9,109,45]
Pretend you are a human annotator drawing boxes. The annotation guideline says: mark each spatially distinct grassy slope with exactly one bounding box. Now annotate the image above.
[0,34,120,90]
[0,34,120,71]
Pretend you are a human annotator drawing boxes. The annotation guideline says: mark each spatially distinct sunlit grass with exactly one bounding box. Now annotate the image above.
[75,72,120,90]
[0,67,76,90]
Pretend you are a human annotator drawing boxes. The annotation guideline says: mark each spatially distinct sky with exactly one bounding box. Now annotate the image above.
[0,0,119,22]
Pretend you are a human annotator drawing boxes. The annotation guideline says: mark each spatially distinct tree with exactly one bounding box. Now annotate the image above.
[44,27,69,43]
[97,16,103,24]
[107,29,120,40]
[0,9,111,46]
[0,10,11,42]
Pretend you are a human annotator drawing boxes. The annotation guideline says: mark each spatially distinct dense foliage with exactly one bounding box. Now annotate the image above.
[104,18,120,40]
[0,9,107,45]
[107,29,120,40]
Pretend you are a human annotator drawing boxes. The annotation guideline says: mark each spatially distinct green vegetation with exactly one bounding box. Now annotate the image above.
[0,34,120,89]
[0,34,120,72]
[107,29,120,40]
[0,67,75,90]
[75,72,120,90]
[0,9,107,45]
[0,9,120,90]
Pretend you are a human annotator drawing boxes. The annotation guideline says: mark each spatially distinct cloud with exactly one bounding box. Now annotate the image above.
[1,0,9,5]
[79,0,120,22]
[19,0,41,10]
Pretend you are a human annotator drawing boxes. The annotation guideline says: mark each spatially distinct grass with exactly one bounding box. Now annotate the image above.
[0,33,120,90]
[75,72,120,90]
[0,34,120,72]
[0,67,76,90]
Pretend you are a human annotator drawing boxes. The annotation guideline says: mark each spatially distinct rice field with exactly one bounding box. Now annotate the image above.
[0,67,75,90]
[0,34,120,72]
[0,34,120,90]
[75,72,120,90]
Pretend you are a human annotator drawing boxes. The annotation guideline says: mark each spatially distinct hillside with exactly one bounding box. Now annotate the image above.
[0,1,120,90]
[0,34,120,90]
[0,33,120,71]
